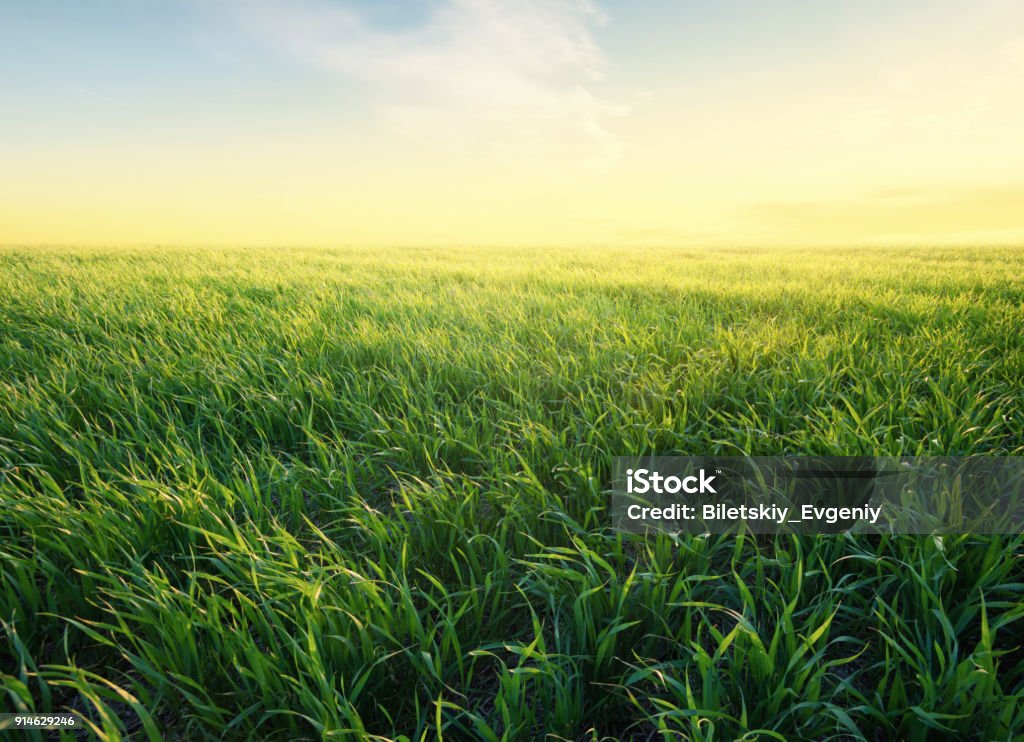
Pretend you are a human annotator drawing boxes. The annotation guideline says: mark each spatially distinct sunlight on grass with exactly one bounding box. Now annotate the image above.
[1,245,1023,739]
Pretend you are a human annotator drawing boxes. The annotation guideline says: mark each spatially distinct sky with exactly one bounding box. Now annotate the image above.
[2,0,1023,247]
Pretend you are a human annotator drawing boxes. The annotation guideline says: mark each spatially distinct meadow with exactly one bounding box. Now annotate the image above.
[1,245,1023,740]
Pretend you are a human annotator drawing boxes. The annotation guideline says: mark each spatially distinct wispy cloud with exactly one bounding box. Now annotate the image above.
[1001,36,1024,74]
[744,184,1024,244]
[207,0,628,170]
[66,83,121,104]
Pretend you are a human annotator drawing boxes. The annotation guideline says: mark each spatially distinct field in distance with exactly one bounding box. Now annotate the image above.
[2,245,1023,740]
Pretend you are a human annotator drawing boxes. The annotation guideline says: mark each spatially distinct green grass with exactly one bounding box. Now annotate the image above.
[1,245,1023,740]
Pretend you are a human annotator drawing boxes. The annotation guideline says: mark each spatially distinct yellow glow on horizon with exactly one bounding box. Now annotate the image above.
[3,1,1024,247]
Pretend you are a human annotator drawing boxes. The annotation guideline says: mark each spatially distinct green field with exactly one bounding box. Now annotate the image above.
[2,245,1023,740]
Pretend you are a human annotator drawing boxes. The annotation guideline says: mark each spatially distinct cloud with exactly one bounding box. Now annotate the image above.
[1001,36,1024,74]
[207,0,628,170]
[66,84,121,104]
[743,184,1024,243]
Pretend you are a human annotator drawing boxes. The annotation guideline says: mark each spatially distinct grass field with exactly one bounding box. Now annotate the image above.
[2,245,1023,740]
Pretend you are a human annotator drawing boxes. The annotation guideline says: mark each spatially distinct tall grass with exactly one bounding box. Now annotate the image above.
[1,245,1023,739]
